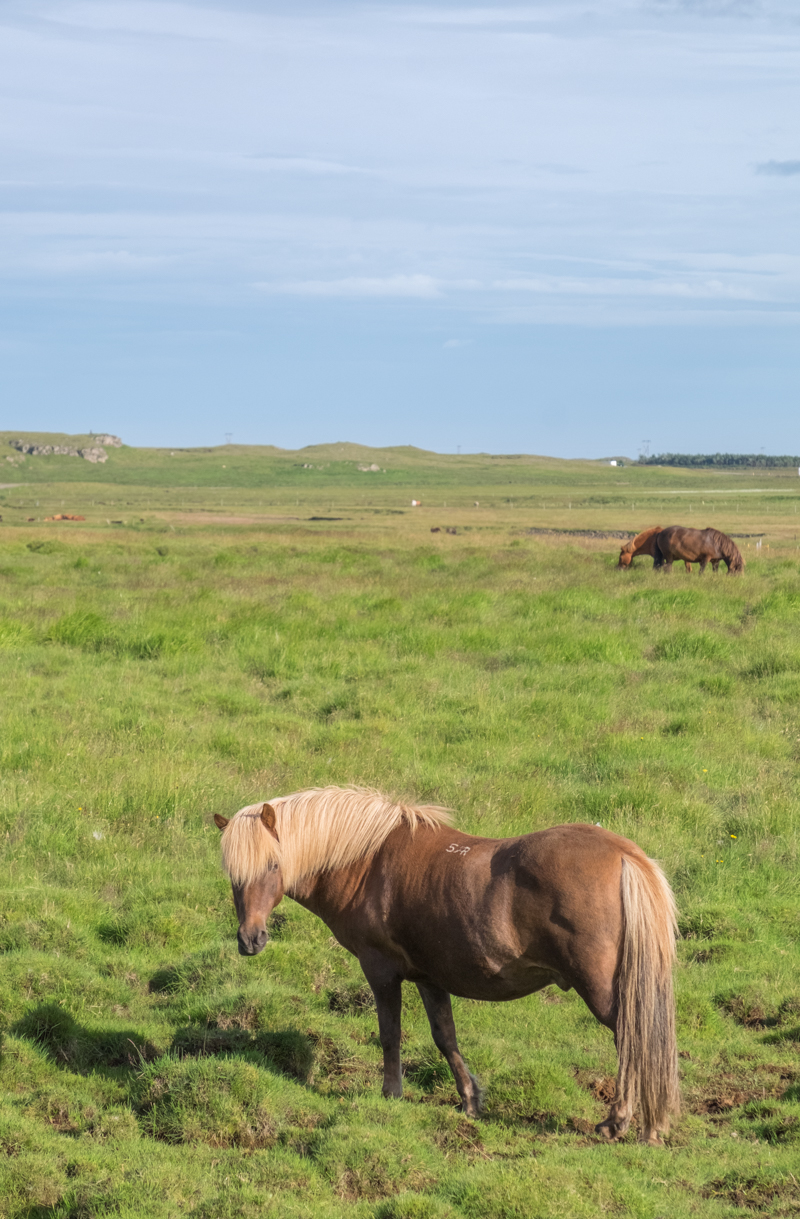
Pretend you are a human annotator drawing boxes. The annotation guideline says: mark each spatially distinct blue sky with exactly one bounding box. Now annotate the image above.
[2,0,799,456]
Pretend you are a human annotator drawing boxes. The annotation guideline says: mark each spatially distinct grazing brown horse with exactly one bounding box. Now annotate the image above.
[654,526,744,574]
[215,787,679,1144]
[618,525,692,572]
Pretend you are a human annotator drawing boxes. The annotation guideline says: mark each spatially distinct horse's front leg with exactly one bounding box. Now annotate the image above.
[361,954,404,1099]
[417,982,483,1117]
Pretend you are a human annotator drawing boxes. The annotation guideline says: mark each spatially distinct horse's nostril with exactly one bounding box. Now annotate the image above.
[237,928,268,956]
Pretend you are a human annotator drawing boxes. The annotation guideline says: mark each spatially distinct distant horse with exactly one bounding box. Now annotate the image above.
[618,525,692,572]
[215,787,679,1145]
[654,526,744,574]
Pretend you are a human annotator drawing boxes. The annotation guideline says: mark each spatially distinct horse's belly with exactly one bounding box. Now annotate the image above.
[462,964,563,1002]
[408,958,564,1002]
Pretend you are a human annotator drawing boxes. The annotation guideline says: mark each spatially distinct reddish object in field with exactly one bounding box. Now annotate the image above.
[44,513,86,521]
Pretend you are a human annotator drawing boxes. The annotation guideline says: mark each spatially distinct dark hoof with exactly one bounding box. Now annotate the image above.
[460,1073,484,1118]
[595,1119,625,1142]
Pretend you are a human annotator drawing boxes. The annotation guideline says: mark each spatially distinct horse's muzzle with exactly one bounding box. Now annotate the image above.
[237,927,268,956]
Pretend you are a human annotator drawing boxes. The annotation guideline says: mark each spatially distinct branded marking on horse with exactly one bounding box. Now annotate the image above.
[445,843,471,856]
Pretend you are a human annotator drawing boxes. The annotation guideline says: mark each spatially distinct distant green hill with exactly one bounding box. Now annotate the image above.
[0,431,628,491]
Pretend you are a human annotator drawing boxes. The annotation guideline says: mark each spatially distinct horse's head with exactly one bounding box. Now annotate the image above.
[617,546,633,568]
[215,804,284,956]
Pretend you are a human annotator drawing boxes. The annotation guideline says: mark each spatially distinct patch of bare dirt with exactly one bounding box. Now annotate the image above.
[719,994,778,1029]
[574,1070,616,1104]
[687,1065,794,1117]
[695,1093,752,1115]
[213,1005,261,1031]
[433,1116,487,1156]
[326,983,375,1015]
[305,1029,373,1089]
[702,1172,800,1211]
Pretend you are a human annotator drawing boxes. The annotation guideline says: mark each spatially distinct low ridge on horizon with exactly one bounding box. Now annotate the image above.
[1,430,626,463]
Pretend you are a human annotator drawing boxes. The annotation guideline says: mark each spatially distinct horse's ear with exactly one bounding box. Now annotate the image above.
[214,814,229,831]
[260,803,279,840]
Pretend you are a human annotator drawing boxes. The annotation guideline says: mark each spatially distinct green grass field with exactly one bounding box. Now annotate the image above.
[1,437,799,1218]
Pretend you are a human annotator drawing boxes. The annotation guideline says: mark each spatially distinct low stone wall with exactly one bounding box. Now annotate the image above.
[525,527,636,540]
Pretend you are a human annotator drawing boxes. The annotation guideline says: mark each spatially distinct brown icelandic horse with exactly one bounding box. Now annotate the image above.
[654,526,744,574]
[618,525,692,572]
[215,787,679,1144]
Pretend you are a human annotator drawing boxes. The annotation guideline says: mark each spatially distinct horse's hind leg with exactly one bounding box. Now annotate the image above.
[594,1030,635,1142]
[573,971,634,1142]
[417,982,483,1117]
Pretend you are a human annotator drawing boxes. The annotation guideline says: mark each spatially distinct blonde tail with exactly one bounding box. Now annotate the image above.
[616,855,680,1138]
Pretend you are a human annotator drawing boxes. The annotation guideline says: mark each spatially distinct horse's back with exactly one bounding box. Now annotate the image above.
[656,524,703,560]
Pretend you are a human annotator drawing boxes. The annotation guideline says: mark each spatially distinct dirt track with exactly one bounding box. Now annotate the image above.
[156,512,301,525]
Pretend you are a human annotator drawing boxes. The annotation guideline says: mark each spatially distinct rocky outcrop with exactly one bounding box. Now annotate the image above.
[8,437,121,463]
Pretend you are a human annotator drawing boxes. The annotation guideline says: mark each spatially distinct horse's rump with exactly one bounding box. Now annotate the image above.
[655,525,743,572]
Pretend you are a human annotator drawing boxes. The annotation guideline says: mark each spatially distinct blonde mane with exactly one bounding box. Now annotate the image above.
[220,786,454,889]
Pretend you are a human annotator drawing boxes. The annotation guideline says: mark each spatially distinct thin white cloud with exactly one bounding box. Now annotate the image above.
[494,275,759,300]
[258,274,441,298]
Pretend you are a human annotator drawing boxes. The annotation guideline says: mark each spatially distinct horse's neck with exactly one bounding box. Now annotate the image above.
[284,824,448,925]
[635,533,658,556]
[285,855,374,917]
